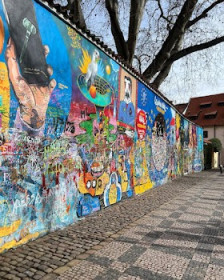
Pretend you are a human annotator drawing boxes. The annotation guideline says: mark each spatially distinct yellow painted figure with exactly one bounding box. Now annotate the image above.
[0,17,10,132]
[134,139,153,194]
[134,110,153,194]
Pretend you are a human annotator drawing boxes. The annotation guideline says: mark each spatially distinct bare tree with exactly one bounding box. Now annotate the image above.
[54,0,224,89]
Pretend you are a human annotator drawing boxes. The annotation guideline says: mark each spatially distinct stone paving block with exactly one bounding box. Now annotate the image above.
[192,253,210,263]
[76,253,90,260]
[33,275,44,280]
[212,244,224,260]
[3,275,21,280]
[54,266,70,275]
[169,212,182,219]
[94,241,133,260]
[93,268,121,280]
[42,273,58,280]
[124,266,175,280]
[170,221,204,235]
[158,219,174,228]
[209,258,224,267]
[151,243,195,260]
[57,260,105,280]
[204,264,224,280]
[116,236,139,245]
[153,231,199,249]
[118,273,143,280]
[87,254,113,267]
[134,248,190,279]
[66,259,81,267]
[182,260,209,280]
[118,245,147,264]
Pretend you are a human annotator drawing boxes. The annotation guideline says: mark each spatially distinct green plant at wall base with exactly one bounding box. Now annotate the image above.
[209,138,222,152]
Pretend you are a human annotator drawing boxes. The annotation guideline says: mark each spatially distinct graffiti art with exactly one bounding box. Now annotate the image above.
[0,0,204,253]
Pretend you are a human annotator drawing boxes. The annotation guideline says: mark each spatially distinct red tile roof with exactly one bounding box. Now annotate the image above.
[175,103,188,113]
[185,93,224,126]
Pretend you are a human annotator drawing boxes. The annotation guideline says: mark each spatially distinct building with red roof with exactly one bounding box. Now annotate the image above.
[177,93,224,167]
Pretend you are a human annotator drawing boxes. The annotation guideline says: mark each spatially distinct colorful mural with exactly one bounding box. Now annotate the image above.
[0,0,204,253]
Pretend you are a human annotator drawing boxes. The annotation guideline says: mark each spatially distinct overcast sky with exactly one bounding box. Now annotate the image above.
[53,0,224,105]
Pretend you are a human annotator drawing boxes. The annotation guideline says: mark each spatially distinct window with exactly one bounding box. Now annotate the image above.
[204,111,217,119]
[218,101,224,106]
[200,102,212,108]
[203,131,208,138]
[204,114,216,119]
[189,116,198,121]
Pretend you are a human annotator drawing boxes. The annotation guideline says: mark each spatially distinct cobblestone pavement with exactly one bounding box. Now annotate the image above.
[0,171,222,279]
[57,171,224,280]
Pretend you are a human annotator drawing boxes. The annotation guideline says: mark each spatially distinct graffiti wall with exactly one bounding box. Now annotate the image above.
[0,0,204,253]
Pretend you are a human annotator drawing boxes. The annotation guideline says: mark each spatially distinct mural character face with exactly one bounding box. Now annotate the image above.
[90,160,104,178]
[136,110,146,140]
[151,114,167,172]
[92,49,100,62]
[124,76,132,104]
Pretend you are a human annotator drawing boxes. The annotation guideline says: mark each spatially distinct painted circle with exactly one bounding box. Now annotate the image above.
[105,65,111,75]
[89,85,97,98]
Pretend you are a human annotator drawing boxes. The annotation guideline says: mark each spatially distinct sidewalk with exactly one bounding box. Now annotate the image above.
[0,171,223,280]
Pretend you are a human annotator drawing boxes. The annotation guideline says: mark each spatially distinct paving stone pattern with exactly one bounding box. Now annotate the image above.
[58,171,224,280]
[0,171,223,280]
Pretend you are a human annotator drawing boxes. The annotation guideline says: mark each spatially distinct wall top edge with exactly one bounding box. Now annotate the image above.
[35,0,202,129]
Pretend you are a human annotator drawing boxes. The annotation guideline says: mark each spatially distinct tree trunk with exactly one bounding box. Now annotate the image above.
[127,0,146,64]
[68,0,86,29]
[143,0,198,81]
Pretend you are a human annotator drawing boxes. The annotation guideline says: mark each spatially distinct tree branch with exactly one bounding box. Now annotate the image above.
[127,0,147,64]
[187,0,224,28]
[152,39,182,88]
[170,35,224,62]
[68,0,87,29]
[105,0,129,61]
[157,0,173,27]
[152,61,173,88]
[152,35,224,88]
[143,0,198,80]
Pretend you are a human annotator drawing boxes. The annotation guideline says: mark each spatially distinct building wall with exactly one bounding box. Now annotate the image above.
[203,126,224,165]
[0,0,204,253]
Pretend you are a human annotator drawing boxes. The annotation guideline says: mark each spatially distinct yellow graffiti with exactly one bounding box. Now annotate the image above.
[156,106,165,115]
[78,172,109,196]
[95,173,109,195]
[0,232,39,253]
[0,62,10,132]
[79,49,91,74]
[0,220,21,238]
[135,182,153,195]
[109,184,117,205]
[134,140,153,194]
[176,113,181,130]
[67,26,81,49]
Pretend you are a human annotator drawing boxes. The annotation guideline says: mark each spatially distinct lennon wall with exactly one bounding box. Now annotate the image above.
[0,0,204,253]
